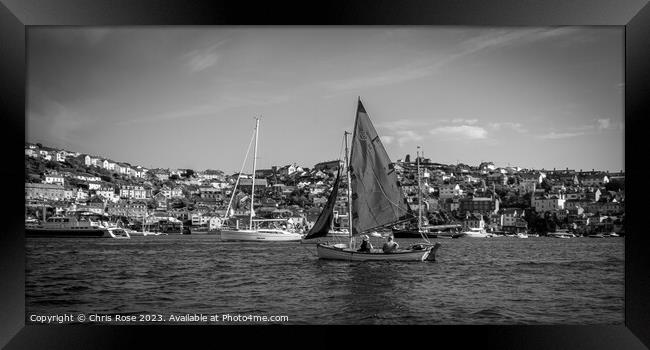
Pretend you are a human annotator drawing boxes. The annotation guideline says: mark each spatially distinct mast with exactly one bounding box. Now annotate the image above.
[250,117,260,230]
[417,146,422,233]
[344,130,353,248]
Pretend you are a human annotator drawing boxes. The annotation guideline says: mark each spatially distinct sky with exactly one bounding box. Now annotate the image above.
[27,27,624,173]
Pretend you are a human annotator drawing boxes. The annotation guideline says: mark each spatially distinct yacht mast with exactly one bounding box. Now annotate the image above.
[344,131,353,248]
[250,117,260,230]
[417,146,422,233]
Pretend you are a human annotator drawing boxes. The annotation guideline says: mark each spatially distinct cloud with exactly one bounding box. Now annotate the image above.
[183,39,229,73]
[489,122,527,133]
[537,131,586,139]
[396,130,424,145]
[381,135,395,144]
[429,125,488,139]
[597,118,611,130]
[322,64,434,91]
[451,118,478,124]
[375,119,433,130]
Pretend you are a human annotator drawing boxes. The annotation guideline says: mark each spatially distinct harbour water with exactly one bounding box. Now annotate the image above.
[25,236,624,325]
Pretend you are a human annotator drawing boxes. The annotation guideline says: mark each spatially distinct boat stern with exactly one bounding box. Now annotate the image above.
[424,242,442,261]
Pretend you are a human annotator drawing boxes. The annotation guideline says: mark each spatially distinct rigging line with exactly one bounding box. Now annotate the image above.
[338,133,345,164]
[224,127,257,219]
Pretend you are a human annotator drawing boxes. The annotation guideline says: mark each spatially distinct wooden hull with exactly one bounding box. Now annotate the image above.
[316,242,440,261]
[301,231,350,244]
[220,229,303,242]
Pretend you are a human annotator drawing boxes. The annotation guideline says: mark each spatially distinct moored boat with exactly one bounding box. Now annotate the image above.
[547,229,576,238]
[219,117,303,243]
[25,212,129,239]
[462,227,491,238]
[220,227,303,242]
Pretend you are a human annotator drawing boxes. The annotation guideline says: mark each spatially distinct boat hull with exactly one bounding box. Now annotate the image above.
[301,231,350,244]
[25,227,112,238]
[391,229,438,239]
[463,232,491,238]
[220,229,303,242]
[316,242,440,261]
[127,231,158,237]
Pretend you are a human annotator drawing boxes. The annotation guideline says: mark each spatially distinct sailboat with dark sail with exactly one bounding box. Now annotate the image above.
[316,99,440,261]
[301,164,350,244]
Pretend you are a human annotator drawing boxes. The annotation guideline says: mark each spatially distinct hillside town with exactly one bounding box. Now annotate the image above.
[24,142,625,236]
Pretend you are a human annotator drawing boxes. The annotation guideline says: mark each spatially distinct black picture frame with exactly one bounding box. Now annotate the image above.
[1,0,648,348]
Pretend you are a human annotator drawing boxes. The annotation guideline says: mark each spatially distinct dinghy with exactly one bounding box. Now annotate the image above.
[316,99,440,261]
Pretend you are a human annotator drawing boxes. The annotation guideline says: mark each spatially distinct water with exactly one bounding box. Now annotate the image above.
[25,236,624,325]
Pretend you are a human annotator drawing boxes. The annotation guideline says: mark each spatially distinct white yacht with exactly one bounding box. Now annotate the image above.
[219,117,303,243]
[547,230,576,238]
[462,227,492,238]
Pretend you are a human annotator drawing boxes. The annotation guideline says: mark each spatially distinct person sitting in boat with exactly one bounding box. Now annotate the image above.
[358,235,373,252]
[382,235,399,253]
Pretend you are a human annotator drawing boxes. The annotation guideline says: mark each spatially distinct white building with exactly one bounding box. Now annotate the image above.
[120,185,148,199]
[55,151,67,162]
[439,184,462,200]
[531,194,566,212]
[96,187,118,202]
[44,174,65,186]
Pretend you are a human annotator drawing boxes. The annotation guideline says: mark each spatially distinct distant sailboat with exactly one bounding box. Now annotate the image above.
[316,99,440,261]
[220,117,303,242]
[391,145,438,239]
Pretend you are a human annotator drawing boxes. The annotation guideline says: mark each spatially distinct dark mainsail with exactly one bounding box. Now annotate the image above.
[349,100,409,235]
[303,166,342,239]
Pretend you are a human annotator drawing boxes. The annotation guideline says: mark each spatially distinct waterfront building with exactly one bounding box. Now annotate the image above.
[107,200,148,218]
[531,193,566,212]
[585,188,602,202]
[150,169,170,181]
[44,173,65,186]
[25,183,66,201]
[75,174,101,182]
[117,163,131,176]
[499,208,528,233]
[462,213,485,230]
[119,185,148,199]
[581,174,610,186]
[439,183,462,200]
[55,151,67,162]
[459,196,499,215]
[239,178,268,194]
[25,149,38,158]
[96,187,118,202]
[153,192,168,210]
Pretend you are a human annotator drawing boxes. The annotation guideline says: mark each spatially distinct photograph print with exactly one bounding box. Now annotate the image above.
[25,26,624,325]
